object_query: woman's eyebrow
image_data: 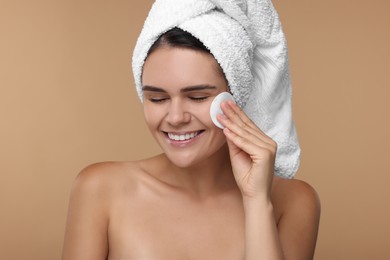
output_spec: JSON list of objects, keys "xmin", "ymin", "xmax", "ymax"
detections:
[
  {"xmin": 142, "ymin": 85, "xmax": 217, "ymax": 93},
  {"xmin": 142, "ymin": 86, "xmax": 166, "ymax": 93},
  {"xmin": 181, "ymin": 85, "xmax": 217, "ymax": 92}
]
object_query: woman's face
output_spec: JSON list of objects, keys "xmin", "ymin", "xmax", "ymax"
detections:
[{"xmin": 142, "ymin": 47, "xmax": 229, "ymax": 168}]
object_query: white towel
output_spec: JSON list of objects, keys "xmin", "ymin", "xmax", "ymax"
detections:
[{"xmin": 132, "ymin": 0, "xmax": 301, "ymax": 179}]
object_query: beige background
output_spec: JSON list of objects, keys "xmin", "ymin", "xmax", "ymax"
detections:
[{"xmin": 1, "ymin": 0, "xmax": 389, "ymax": 259}]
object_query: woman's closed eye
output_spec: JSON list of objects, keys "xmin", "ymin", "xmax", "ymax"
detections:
[
  {"xmin": 145, "ymin": 93, "xmax": 211, "ymax": 103},
  {"xmin": 189, "ymin": 96, "xmax": 209, "ymax": 102},
  {"xmin": 148, "ymin": 97, "xmax": 168, "ymax": 103}
]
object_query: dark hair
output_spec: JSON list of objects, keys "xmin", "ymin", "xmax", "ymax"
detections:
[
  {"xmin": 147, "ymin": 27, "xmax": 211, "ymax": 56},
  {"xmin": 146, "ymin": 27, "xmax": 226, "ymax": 79}
]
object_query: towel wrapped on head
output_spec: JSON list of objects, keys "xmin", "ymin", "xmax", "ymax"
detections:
[{"xmin": 132, "ymin": 0, "xmax": 301, "ymax": 179}]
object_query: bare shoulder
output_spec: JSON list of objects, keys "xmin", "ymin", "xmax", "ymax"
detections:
[
  {"xmin": 74, "ymin": 162, "xmax": 124, "ymax": 185},
  {"xmin": 271, "ymin": 177, "xmax": 321, "ymax": 259},
  {"xmin": 272, "ymin": 177, "xmax": 321, "ymax": 215},
  {"xmin": 71, "ymin": 161, "xmax": 144, "ymax": 199},
  {"xmin": 63, "ymin": 161, "xmax": 144, "ymax": 259},
  {"xmin": 75, "ymin": 161, "xmax": 139, "ymax": 182}
]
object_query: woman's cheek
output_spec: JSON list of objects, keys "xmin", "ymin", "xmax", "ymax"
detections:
[
  {"xmin": 204, "ymin": 101, "xmax": 216, "ymax": 126},
  {"xmin": 143, "ymin": 105, "xmax": 157, "ymax": 125}
]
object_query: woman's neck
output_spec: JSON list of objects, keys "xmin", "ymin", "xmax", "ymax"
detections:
[{"xmin": 150, "ymin": 144, "xmax": 238, "ymax": 198}]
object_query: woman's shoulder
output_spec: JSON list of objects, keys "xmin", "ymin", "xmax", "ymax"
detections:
[
  {"xmin": 63, "ymin": 161, "xmax": 148, "ymax": 258},
  {"xmin": 272, "ymin": 176, "xmax": 321, "ymax": 222},
  {"xmin": 75, "ymin": 161, "xmax": 137, "ymax": 182},
  {"xmin": 274, "ymin": 176, "xmax": 319, "ymax": 199},
  {"xmin": 271, "ymin": 177, "xmax": 321, "ymax": 258},
  {"xmin": 70, "ymin": 160, "xmax": 148, "ymax": 196},
  {"xmin": 273, "ymin": 177, "xmax": 321, "ymax": 208},
  {"xmin": 72, "ymin": 156, "xmax": 164, "ymax": 191}
]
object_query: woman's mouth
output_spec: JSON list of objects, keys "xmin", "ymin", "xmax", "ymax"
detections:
[{"xmin": 163, "ymin": 130, "xmax": 205, "ymax": 144}]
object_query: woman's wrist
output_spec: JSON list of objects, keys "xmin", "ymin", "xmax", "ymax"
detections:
[
  {"xmin": 242, "ymin": 192, "xmax": 272, "ymax": 205},
  {"xmin": 243, "ymin": 195, "xmax": 274, "ymax": 214}
]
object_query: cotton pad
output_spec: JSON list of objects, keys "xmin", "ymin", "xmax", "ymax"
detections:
[{"xmin": 210, "ymin": 92, "xmax": 235, "ymax": 129}]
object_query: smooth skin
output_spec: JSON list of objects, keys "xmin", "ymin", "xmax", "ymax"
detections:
[{"xmin": 62, "ymin": 47, "xmax": 321, "ymax": 260}]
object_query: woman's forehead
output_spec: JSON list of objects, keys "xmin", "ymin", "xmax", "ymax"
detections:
[{"xmin": 142, "ymin": 47, "xmax": 227, "ymax": 90}]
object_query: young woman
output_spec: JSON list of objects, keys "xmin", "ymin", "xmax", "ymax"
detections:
[{"xmin": 63, "ymin": 2, "xmax": 320, "ymax": 260}]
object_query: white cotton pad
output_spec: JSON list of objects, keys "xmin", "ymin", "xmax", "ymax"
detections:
[{"xmin": 210, "ymin": 92, "xmax": 235, "ymax": 129}]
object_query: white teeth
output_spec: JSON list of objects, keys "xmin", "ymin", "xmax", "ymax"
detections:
[{"xmin": 167, "ymin": 132, "xmax": 199, "ymax": 141}]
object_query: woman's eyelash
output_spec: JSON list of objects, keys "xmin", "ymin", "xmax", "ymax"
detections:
[
  {"xmin": 149, "ymin": 98, "xmax": 168, "ymax": 103},
  {"xmin": 148, "ymin": 96, "xmax": 209, "ymax": 103},
  {"xmin": 189, "ymin": 96, "xmax": 209, "ymax": 101}
]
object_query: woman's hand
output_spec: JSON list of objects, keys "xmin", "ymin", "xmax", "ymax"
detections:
[
  {"xmin": 218, "ymin": 100, "xmax": 320, "ymax": 260},
  {"xmin": 218, "ymin": 100, "xmax": 277, "ymax": 201}
]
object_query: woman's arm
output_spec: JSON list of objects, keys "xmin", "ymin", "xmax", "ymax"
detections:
[
  {"xmin": 243, "ymin": 180, "xmax": 321, "ymax": 260},
  {"xmin": 62, "ymin": 164, "xmax": 109, "ymax": 260},
  {"xmin": 244, "ymin": 180, "xmax": 321, "ymax": 260},
  {"xmin": 243, "ymin": 197, "xmax": 284, "ymax": 259},
  {"xmin": 276, "ymin": 180, "xmax": 321, "ymax": 260},
  {"xmin": 218, "ymin": 100, "xmax": 320, "ymax": 259}
]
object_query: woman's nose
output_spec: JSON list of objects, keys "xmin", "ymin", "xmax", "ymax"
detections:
[{"xmin": 165, "ymin": 99, "xmax": 191, "ymax": 126}]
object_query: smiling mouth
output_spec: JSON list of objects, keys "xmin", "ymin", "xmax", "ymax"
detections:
[{"xmin": 163, "ymin": 131, "xmax": 204, "ymax": 141}]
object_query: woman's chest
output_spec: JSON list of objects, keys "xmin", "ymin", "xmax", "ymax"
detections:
[{"xmin": 107, "ymin": 195, "xmax": 246, "ymax": 259}]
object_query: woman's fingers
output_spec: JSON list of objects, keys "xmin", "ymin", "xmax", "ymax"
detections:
[
  {"xmin": 223, "ymin": 101, "xmax": 257, "ymax": 129},
  {"xmin": 218, "ymin": 101, "xmax": 276, "ymax": 149},
  {"xmin": 223, "ymin": 127, "xmax": 276, "ymax": 159},
  {"xmin": 222, "ymin": 101, "xmax": 269, "ymax": 139}
]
